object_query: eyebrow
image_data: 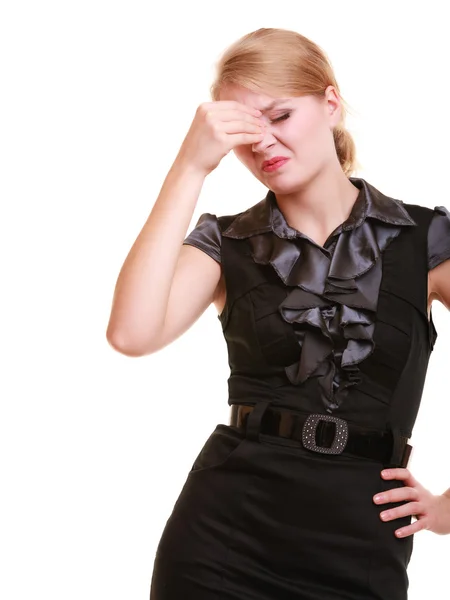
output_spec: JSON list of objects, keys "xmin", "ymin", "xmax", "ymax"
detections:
[{"xmin": 259, "ymin": 99, "xmax": 290, "ymax": 113}]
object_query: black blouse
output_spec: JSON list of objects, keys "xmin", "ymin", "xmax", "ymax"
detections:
[{"xmin": 183, "ymin": 186, "xmax": 450, "ymax": 273}]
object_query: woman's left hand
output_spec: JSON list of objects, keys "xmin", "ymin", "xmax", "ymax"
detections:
[{"xmin": 373, "ymin": 468, "xmax": 450, "ymax": 537}]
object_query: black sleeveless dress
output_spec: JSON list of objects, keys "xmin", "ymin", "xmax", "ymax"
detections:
[{"xmin": 149, "ymin": 177, "xmax": 450, "ymax": 600}]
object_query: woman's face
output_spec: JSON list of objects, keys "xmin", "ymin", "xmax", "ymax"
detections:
[{"xmin": 219, "ymin": 84, "xmax": 342, "ymax": 193}]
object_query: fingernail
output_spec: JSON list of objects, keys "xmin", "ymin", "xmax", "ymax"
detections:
[{"xmin": 374, "ymin": 495, "xmax": 383, "ymax": 502}]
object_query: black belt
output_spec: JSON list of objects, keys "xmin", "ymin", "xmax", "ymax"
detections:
[{"xmin": 229, "ymin": 404, "xmax": 412, "ymax": 468}]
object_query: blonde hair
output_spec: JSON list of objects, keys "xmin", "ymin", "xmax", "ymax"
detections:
[{"xmin": 210, "ymin": 28, "xmax": 361, "ymax": 176}]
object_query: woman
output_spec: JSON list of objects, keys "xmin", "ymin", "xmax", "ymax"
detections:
[{"xmin": 106, "ymin": 28, "xmax": 450, "ymax": 599}]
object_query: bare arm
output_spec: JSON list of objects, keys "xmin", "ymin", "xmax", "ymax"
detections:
[
  {"xmin": 106, "ymin": 158, "xmax": 216, "ymax": 356},
  {"xmin": 105, "ymin": 101, "xmax": 264, "ymax": 357},
  {"xmin": 429, "ymin": 259, "xmax": 450, "ymax": 311}
]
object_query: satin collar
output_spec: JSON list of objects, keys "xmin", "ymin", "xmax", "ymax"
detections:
[{"xmin": 222, "ymin": 177, "xmax": 416, "ymax": 244}]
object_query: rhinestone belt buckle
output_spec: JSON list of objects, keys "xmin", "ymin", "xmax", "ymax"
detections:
[{"xmin": 302, "ymin": 413, "xmax": 349, "ymax": 455}]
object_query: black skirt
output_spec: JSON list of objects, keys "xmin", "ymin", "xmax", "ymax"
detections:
[{"xmin": 149, "ymin": 423, "xmax": 413, "ymax": 600}]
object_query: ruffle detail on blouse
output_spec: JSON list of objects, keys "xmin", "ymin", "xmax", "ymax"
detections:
[
  {"xmin": 247, "ymin": 225, "xmax": 392, "ymax": 411},
  {"xmin": 222, "ymin": 177, "xmax": 417, "ymax": 413}
]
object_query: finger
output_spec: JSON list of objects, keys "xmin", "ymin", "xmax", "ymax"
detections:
[
  {"xmin": 379, "ymin": 500, "xmax": 421, "ymax": 523},
  {"xmin": 374, "ymin": 486, "xmax": 418, "ymax": 505},
  {"xmin": 381, "ymin": 468, "xmax": 417, "ymax": 485},
  {"xmin": 217, "ymin": 110, "xmax": 265, "ymax": 127},
  {"xmin": 221, "ymin": 120, "xmax": 265, "ymax": 135},
  {"xmin": 227, "ymin": 132, "xmax": 265, "ymax": 146},
  {"xmin": 214, "ymin": 100, "xmax": 262, "ymax": 117},
  {"xmin": 381, "ymin": 468, "xmax": 409, "ymax": 479},
  {"xmin": 394, "ymin": 519, "xmax": 426, "ymax": 538}
]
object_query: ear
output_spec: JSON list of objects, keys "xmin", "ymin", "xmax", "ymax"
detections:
[{"xmin": 324, "ymin": 85, "xmax": 342, "ymax": 129}]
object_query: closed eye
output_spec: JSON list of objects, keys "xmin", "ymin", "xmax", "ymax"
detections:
[{"xmin": 271, "ymin": 112, "xmax": 291, "ymax": 124}]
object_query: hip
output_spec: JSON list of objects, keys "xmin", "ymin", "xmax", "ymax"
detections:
[{"xmin": 166, "ymin": 422, "xmax": 413, "ymax": 565}]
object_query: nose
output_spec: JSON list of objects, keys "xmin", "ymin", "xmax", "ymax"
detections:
[{"xmin": 252, "ymin": 124, "xmax": 276, "ymax": 153}]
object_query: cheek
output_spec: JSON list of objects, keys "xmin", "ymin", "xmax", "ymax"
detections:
[
  {"xmin": 296, "ymin": 112, "xmax": 321, "ymax": 138},
  {"xmin": 290, "ymin": 114, "xmax": 328, "ymax": 154}
]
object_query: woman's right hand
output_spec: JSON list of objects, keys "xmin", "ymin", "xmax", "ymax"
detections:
[{"xmin": 175, "ymin": 101, "xmax": 265, "ymax": 176}]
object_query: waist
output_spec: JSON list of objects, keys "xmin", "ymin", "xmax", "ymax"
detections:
[{"xmin": 229, "ymin": 403, "xmax": 412, "ymax": 468}]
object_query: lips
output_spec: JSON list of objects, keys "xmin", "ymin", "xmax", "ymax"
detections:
[{"xmin": 261, "ymin": 156, "xmax": 289, "ymax": 169}]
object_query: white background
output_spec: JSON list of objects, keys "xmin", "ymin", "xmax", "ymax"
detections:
[{"xmin": 1, "ymin": 1, "xmax": 449, "ymax": 598}]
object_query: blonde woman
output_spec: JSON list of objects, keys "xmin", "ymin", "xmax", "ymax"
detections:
[{"xmin": 106, "ymin": 28, "xmax": 450, "ymax": 600}]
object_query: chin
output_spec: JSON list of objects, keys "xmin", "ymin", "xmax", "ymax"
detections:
[{"xmin": 266, "ymin": 175, "xmax": 306, "ymax": 196}]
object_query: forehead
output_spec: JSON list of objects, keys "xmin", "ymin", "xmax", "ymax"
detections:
[{"xmin": 219, "ymin": 85, "xmax": 294, "ymax": 112}]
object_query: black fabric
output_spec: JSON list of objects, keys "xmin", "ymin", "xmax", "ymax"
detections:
[
  {"xmin": 150, "ymin": 177, "xmax": 439, "ymax": 599},
  {"xmin": 183, "ymin": 212, "xmax": 221, "ymax": 264},
  {"xmin": 427, "ymin": 205, "xmax": 450, "ymax": 270},
  {"xmin": 216, "ymin": 178, "xmax": 436, "ymax": 437}
]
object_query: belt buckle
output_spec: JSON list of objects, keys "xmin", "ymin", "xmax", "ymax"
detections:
[{"xmin": 302, "ymin": 413, "xmax": 349, "ymax": 455}]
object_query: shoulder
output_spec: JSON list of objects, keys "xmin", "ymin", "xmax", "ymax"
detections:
[
  {"xmin": 182, "ymin": 213, "xmax": 222, "ymax": 264},
  {"xmin": 401, "ymin": 202, "xmax": 450, "ymax": 304},
  {"xmin": 182, "ymin": 205, "xmax": 252, "ymax": 265},
  {"xmin": 396, "ymin": 201, "xmax": 450, "ymax": 269},
  {"xmin": 426, "ymin": 205, "xmax": 450, "ymax": 306},
  {"xmin": 400, "ymin": 200, "xmax": 449, "ymax": 224},
  {"xmin": 399, "ymin": 200, "xmax": 436, "ymax": 222},
  {"xmin": 424, "ymin": 205, "xmax": 450, "ymax": 271}
]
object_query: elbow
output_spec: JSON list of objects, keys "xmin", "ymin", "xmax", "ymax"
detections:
[{"xmin": 106, "ymin": 330, "xmax": 158, "ymax": 357}]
